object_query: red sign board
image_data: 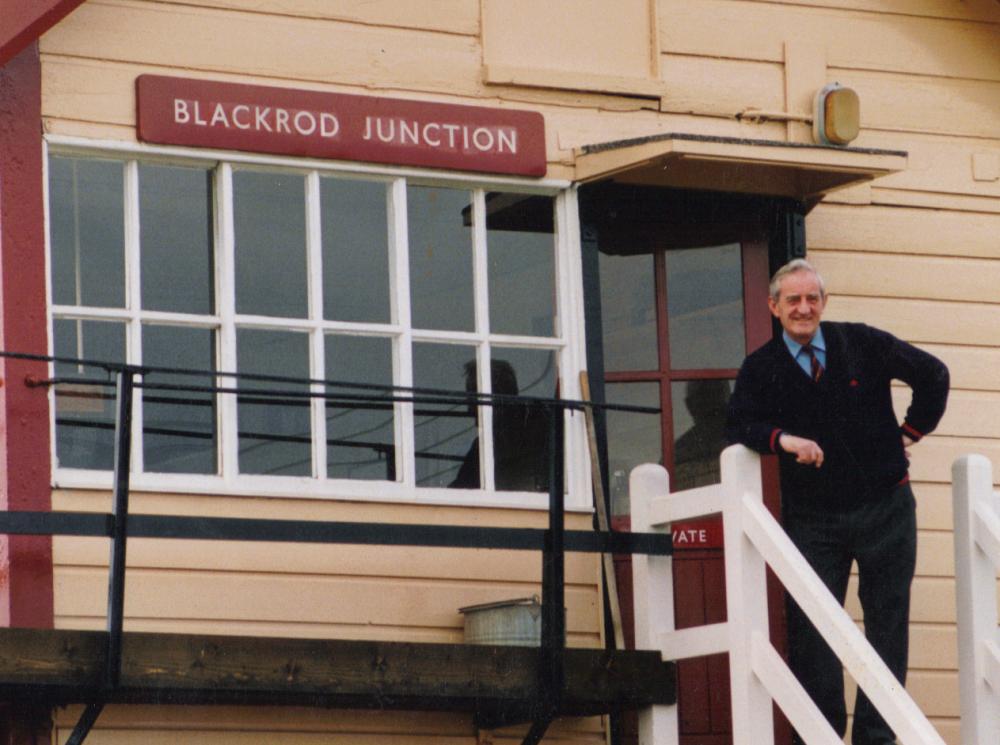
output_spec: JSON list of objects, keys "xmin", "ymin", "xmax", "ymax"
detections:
[
  {"xmin": 671, "ymin": 517, "xmax": 724, "ymax": 551},
  {"xmin": 136, "ymin": 75, "xmax": 546, "ymax": 177}
]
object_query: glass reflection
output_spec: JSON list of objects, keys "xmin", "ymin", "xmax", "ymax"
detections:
[
  {"xmin": 412, "ymin": 343, "xmax": 478, "ymax": 487},
  {"xmin": 234, "ymin": 171, "xmax": 308, "ymax": 319},
  {"xmin": 326, "ymin": 335, "xmax": 396, "ymax": 481},
  {"xmin": 49, "ymin": 157, "xmax": 125, "ymax": 309},
  {"xmin": 450, "ymin": 348, "xmax": 554, "ymax": 492},
  {"xmin": 486, "ymin": 193, "xmax": 556, "ymax": 337},
  {"xmin": 665, "ymin": 244, "xmax": 745, "ymax": 370},
  {"xmin": 237, "ymin": 329, "xmax": 311, "ymax": 476},
  {"xmin": 53, "ymin": 319, "xmax": 126, "ymax": 470},
  {"xmin": 671, "ymin": 379, "xmax": 734, "ymax": 491},
  {"xmin": 605, "ymin": 382, "xmax": 661, "ymax": 516},
  {"xmin": 408, "ymin": 186, "xmax": 474, "ymax": 331},
  {"xmin": 140, "ymin": 164, "xmax": 214, "ymax": 314},
  {"xmin": 322, "ymin": 178, "xmax": 390, "ymax": 323},
  {"xmin": 142, "ymin": 325, "xmax": 217, "ymax": 474},
  {"xmin": 599, "ymin": 252, "xmax": 658, "ymax": 372}
]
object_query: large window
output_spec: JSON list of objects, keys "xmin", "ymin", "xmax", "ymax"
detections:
[{"xmin": 47, "ymin": 152, "xmax": 569, "ymax": 500}]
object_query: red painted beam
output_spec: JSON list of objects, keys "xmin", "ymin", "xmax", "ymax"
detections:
[
  {"xmin": 0, "ymin": 42, "xmax": 54, "ymax": 631},
  {"xmin": 0, "ymin": 0, "xmax": 87, "ymax": 68}
]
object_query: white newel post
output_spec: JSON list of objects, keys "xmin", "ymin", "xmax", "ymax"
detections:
[
  {"xmin": 952, "ymin": 454, "xmax": 1000, "ymax": 745},
  {"xmin": 630, "ymin": 463, "xmax": 679, "ymax": 745},
  {"xmin": 721, "ymin": 445, "xmax": 775, "ymax": 745}
]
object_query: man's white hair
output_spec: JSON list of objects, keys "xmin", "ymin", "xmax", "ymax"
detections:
[{"xmin": 769, "ymin": 258, "xmax": 827, "ymax": 301}]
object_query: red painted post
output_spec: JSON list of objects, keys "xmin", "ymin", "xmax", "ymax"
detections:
[
  {"xmin": 0, "ymin": 43, "xmax": 54, "ymax": 627},
  {"xmin": 0, "ymin": 40, "xmax": 55, "ymax": 745}
]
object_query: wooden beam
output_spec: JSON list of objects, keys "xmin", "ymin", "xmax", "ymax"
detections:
[
  {"xmin": 0, "ymin": 1, "xmax": 87, "ymax": 68},
  {"xmin": 0, "ymin": 628, "xmax": 674, "ymax": 718}
]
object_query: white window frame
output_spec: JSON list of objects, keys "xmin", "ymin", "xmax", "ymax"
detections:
[{"xmin": 43, "ymin": 136, "xmax": 591, "ymax": 512}]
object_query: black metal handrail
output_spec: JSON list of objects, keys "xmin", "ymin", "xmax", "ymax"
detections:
[{"xmin": 0, "ymin": 350, "xmax": 667, "ymax": 745}]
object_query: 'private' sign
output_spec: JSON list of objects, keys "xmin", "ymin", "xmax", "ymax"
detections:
[{"xmin": 136, "ymin": 75, "xmax": 547, "ymax": 177}]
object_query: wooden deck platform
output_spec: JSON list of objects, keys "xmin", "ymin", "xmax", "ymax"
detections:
[{"xmin": 0, "ymin": 628, "xmax": 675, "ymax": 724}]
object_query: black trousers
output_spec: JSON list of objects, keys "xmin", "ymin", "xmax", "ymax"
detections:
[{"xmin": 785, "ymin": 483, "xmax": 917, "ymax": 745}]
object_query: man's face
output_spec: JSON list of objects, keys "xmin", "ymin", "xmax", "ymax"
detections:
[{"xmin": 768, "ymin": 270, "xmax": 826, "ymax": 345}]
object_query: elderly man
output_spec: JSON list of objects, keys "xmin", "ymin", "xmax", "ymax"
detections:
[{"xmin": 725, "ymin": 259, "xmax": 949, "ymax": 745}]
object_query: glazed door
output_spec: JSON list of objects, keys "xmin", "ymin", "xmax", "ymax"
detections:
[{"xmin": 599, "ymin": 240, "xmax": 776, "ymax": 745}]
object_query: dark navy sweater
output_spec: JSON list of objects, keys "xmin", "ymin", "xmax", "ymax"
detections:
[{"xmin": 725, "ymin": 322, "xmax": 950, "ymax": 513}]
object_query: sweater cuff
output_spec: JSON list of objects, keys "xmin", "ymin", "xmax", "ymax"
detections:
[
  {"xmin": 769, "ymin": 429, "xmax": 783, "ymax": 453},
  {"xmin": 901, "ymin": 422, "xmax": 924, "ymax": 442}
]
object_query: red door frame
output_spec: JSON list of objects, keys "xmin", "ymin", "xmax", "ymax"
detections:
[{"xmin": 607, "ymin": 241, "xmax": 789, "ymax": 745}]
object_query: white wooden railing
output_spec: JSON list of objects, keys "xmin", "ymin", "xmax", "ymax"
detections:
[
  {"xmin": 630, "ymin": 444, "xmax": 945, "ymax": 745},
  {"xmin": 952, "ymin": 455, "xmax": 1000, "ymax": 745}
]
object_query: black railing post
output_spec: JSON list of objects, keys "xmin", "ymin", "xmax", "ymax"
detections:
[
  {"xmin": 67, "ymin": 368, "xmax": 135, "ymax": 745},
  {"xmin": 523, "ymin": 404, "xmax": 566, "ymax": 745}
]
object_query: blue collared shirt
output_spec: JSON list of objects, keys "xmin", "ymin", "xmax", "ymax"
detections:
[{"xmin": 783, "ymin": 327, "xmax": 827, "ymax": 378}]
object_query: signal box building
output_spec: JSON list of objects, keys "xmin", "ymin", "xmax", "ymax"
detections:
[{"xmin": 0, "ymin": 2, "xmax": 997, "ymax": 744}]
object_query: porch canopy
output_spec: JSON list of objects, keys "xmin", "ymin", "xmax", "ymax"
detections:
[{"xmin": 573, "ymin": 132, "xmax": 907, "ymax": 207}]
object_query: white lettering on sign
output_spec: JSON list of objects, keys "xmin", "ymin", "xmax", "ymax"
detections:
[
  {"xmin": 672, "ymin": 528, "xmax": 709, "ymax": 545},
  {"xmin": 172, "ymin": 99, "xmax": 340, "ymax": 139},
  {"xmin": 361, "ymin": 116, "xmax": 518, "ymax": 154}
]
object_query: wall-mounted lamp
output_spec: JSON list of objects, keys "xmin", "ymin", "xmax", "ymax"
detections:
[{"xmin": 813, "ymin": 83, "xmax": 860, "ymax": 146}]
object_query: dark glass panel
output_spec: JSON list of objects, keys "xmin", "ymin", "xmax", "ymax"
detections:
[
  {"xmin": 237, "ymin": 329, "xmax": 311, "ymax": 476},
  {"xmin": 52, "ymin": 319, "xmax": 126, "ymax": 470},
  {"xmin": 599, "ymin": 252, "xmax": 658, "ymax": 372},
  {"xmin": 49, "ymin": 157, "xmax": 125, "ymax": 308},
  {"xmin": 140, "ymin": 164, "xmax": 214, "ymax": 314},
  {"xmin": 142, "ymin": 325, "xmax": 217, "ymax": 474},
  {"xmin": 412, "ymin": 342, "xmax": 478, "ymax": 487},
  {"xmin": 670, "ymin": 379, "xmax": 734, "ymax": 492},
  {"xmin": 407, "ymin": 186, "xmax": 474, "ymax": 331},
  {"xmin": 665, "ymin": 244, "xmax": 745, "ymax": 370},
  {"xmin": 325, "ymin": 335, "xmax": 395, "ymax": 481},
  {"xmin": 488, "ymin": 346, "xmax": 556, "ymax": 492},
  {"xmin": 486, "ymin": 193, "xmax": 556, "ymax": 337},
  {"xmin": 321, "ymin": 178, "xmax": 390, "ymax": 323},
  {"xmin": 234, "ymin": 171, "xmax": 308, "ymax": 319},
  {"xmin": 605, "ymin": 382, "xmax": 661, "ymax": 516}
]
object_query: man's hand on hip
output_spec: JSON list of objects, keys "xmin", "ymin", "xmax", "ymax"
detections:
[{"xmin": 778, "ymin": 433, "xmax": 824, "ymax": 467}]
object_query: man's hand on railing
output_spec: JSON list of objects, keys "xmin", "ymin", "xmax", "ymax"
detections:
[{"xmin": 778, "ymin": 433, "xmax": 824, "ymax": 467}]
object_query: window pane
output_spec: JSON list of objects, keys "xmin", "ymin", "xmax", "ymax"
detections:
[
  {"xmin": 237, "ymin": 329, "xmax": 311, "ymax": 476},
  {"xmin": 322, "ymin": 178, "xmax": 390, "ymax": 323},
  {"xmin": 408, "ymin": 186, "xmax": 474, "ymax": 331},
  {"xmin": 605, "ymin": 382, "xmax": 661, "ymax": 516},
  {"xmin": 486, "ymin": 193, "xmax": 556, "ymax": 337},
  {"xmin": 671, "ymin": 379, "xmax": 734, "ymax": 492},
  {"xmin": 142, "ymin": 325, "xmax": 217, "ymax": 474},
  {"xmin": 666, "ymin": 244, "xmax": 745, "ymax": 370},
  {"xmin": 489, "ymin": 347, "xmax": 555, "ymax": 492},
  {"xmin": 234, "ymin": 171, "xmax": 308, "ymax": 319},
  {"xmin": 599, "ymin": 252, "xmax": 658, "ymax": 372},
  {"xmin": 412, "ymin": 342, "xmax": 478, "ymax": 487},
  {"xmin": 140, "ymin": 164, "xmax": 214, "ymax": 314},
  {"xmin": 49, "ymin": 157, "xmax": 125, "ymax": 308},
  {"xmin": 52, "ymin": 318, "xmax": 126, "ymax": 470},
  {"xmin": 326, "ymin": 335, "xmax": 395, "ymax": 481}
]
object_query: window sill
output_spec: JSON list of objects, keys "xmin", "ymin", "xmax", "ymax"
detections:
[{"xmin": 51, "ymin": 468, "xmax": 593, "ymax": 513}]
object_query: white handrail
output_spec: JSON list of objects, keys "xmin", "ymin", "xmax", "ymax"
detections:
[
  {"xmin": 630, "ymin": 445, "xmax": 945, "ymax": 745},
  {"xmin": 952, "ymin": 454, "xmax": 1000, "ymax": 745}
]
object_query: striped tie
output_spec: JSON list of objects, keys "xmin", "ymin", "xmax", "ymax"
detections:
[{"xmin": 803, "ymin": 344, "xmax": 823, "ymax": 382}]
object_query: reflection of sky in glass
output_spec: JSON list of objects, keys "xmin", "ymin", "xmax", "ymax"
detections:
[
  {"xmin": 49, "ymin": 157, "xmax": 126, "ymax": 309},
  {"xmin": 599, "ymin": 252, "xmax": 658, "ymax": 372},
  {"xmin": 234, "ymin": 171, "xmax": 308, "ymax": 319},
  {"xmin": 408, "ymin": 186, "xmax": 474, "ymax": 331},
  {"xmin": 140, "ymin": 164, "xmax": 214, "ymax": 315},
  {"xmin": 666, "ymin": 244, "xmax": 745, "ymax": 370}
]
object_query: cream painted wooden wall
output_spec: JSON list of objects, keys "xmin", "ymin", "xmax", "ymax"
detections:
[{"xmin": 37, "ymin": 1, "xmax": 1000, "ymax": 743}]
